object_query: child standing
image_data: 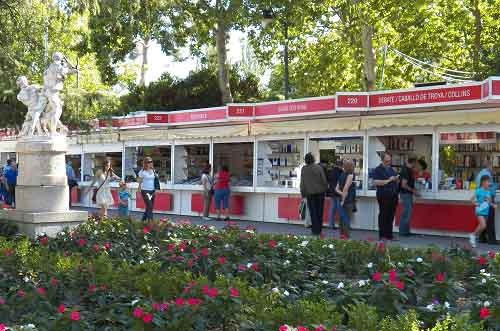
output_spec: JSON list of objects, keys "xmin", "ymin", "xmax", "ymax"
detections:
[
  {"xmin": 470, "ymin": 175, "xmax": 497, "ymax": 248},
  {"xmin": 118, "ymin": 181, "xmax": 130, "ymax": 219}
]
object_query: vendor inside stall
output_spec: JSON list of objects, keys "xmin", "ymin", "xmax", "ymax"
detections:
[
  {"xmin": 368, "ymin": 134, "xmax": 433, "ymax": 191},
  {"xmin": 309, "ymin": 137, "xmax": 364, "ymax": 190},
  {"xmin": 214, "ymin": 142, "xmax": 253, "ymax": 187},
  {"xmin": 66, "ymin": 155, "xmax": 82, "ymax": 181},
  {"xmin": 82, "ymin": 152, "xmax": 122, "ymax": 181},
  {"xmin": 124, "ymin": 146, "xmax": 171, "ymax": 183},
  {"xmin": 257, "ymin": 139, "xmax": 303, "ymax": 188},
  {"xmin": 439, "ymin": 132, "xmax": 500, "ymax": 191},
  {"xmin": 174, "ymin": 144, "xmax": 210, "ymax": 185}
]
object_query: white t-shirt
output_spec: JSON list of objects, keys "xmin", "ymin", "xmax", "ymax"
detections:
[{"xmin": 139, "ymin": 169, "xmax": 156, "ymax": 191}]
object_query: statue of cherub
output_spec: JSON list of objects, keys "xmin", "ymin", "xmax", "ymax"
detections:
[{"xmin": 16, "ymin": 76, "xmax": 47, "ymax": 137}]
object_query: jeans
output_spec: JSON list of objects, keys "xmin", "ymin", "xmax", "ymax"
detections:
[
  {"xmin": 141, "ymin": 190, "xmax": 155, "ymax": 221},
  {"xmin": 377, "ymin": 194, "xmax": 398, "ymax": 240},
  {"xmin": 338, "ymin": 203, "xmax": 353, "ymax": 237},
  {"xmin": 328, "ymin": 197, "xmax": 341, "ymax": 228},
  {"xmin": 214, "ymin": 188, "xmax": 230, "ymax": 210},
  {"xmin": 202, "ymin": 191, "xmax": 213, "ymax": 217},
  {"xmin": 399, "ymin": 193, "xmax": 413, "ymax": 236},
  {"xmin": 306, "ymin": 193, "xmax": 325, "ymax": 235}
]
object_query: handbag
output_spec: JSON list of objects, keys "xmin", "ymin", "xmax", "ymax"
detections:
[
  {"xmin": 92, "ymin": 170, "xmax": 109, "ymax": 203},
  {"xmin": 154, "ymin": 171, "xmax": 161, "ymax": 190}
]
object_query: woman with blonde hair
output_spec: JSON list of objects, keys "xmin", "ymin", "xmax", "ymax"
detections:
[
  {"xmin": 335, "ymin": 159, "xmax": 357, "ymax": 238},
  {"xmin": 138, "ymin": 157, "xmax": 158, "ymax": 222},
  {"xmin": 89, "ymin": 158, "xmax": 120, "ymax": 217}
]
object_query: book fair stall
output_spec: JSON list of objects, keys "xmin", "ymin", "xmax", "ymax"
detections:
[{"xmin": 2, "ymin": 77, "xmax": 500, "ymax": 239}]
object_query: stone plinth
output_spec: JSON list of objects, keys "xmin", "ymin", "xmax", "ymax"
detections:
[{"xmin": 0, "ymin": 136, "xmax": 87, "ymax": 237}]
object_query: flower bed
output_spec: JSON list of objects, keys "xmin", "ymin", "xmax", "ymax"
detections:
[{"xmin": 0, "ymin": 218, "xmax": 498, "ymax": 330}]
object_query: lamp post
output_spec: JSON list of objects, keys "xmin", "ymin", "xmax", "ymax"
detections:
[{"xmin": 262, "ymin": 9, "xmax": 290, "ymax": 100}]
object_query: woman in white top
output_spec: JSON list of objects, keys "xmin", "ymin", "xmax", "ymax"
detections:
[
  {"xmin": 89, "ymin": 158, "xmax": 120, "ymax": 218},
  {"xmin": 201, "ymin": 163, "xmax": 213, "ymax": 220},
  {"xmin": 138, "ymin": 157, "xmax": 157, "ymax": 221}
]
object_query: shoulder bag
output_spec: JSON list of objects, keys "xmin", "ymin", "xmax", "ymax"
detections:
[
  {"xmin": 92, "ymin": 170, "xmax": 109, "ymax": 203},
  {"xmin": 154, "ymin": 171, "xmax": 161, "ymax": 191}
]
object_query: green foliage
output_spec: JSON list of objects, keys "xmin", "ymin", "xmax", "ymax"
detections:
[{"xmin": 347, "ymin": 303, "xmax": 380, "ymax": 331}]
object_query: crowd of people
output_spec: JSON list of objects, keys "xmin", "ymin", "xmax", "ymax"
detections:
[{"xmin": 299, "ymin": 151, "xmax": 498, "ymax": 245}]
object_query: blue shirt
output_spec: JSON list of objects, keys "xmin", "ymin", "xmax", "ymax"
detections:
[
  {"xmin": 475, "ymin": 187, "xmax": 492, "ymax": 216},
  {"xmin": 373, "ymin": 164, "xmax": 399, "ymax": 197},
  {"xmin": 66, "ymin": 164, "xmax": 76, "ymax": 181},
  {"xmin": 475, "ymin": 169, "xmax": 497, "ymax": 197},
  {"xmin": 4, "ymin": 168, "xmax": 17, "ymax": 185},
  {"xmin": 119, "ymin": 191, "xmax": 130, "ymax": 204}
]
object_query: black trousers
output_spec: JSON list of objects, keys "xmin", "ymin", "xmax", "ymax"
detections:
[
  {"xmin": 480, "ymin": 199, "xmax": 496, "ymax": 244},
  {"xmin": 377, "ymin": 194, "xmax": 398, "ymax": 240},
  {"xmin": 141, "ymin": 190, "xmax": 156, "ymax": 221},
  {"xmin": 307, "ymin": 193, "xmax": 325, "ymax": 235}
]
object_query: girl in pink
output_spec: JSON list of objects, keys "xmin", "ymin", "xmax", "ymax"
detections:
[{"xmin": 214, "ymin": 165, "xmax": 231, "ymax": 221}]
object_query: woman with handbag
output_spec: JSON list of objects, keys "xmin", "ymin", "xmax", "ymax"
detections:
[
  {"xmin": 90, "ymin": 158, "xmax": 120, "ymax": 218},
  {"xmin": 138, "ymin": 157, "xmax": 159, "ymax": 222},
  {"xmin": 335, "ymin": 159, "xmax": 357, "ymax": 239}
]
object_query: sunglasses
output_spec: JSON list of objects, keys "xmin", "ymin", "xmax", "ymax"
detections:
[{"xmin": 146, "ymin": 160, "xmax": 153, "ymax": 164}]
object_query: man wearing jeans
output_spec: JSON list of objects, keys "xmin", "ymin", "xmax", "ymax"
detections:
[
  {"xmin": 476, "ymin": 160, "xmax": 497, "ymax": 244},
  {"xmin": 399, "ymin": 157, "xmax": 420, "ymax": 236}
]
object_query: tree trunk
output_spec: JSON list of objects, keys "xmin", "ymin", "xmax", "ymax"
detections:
[
  {"xmin": 361, "ymin": 23, "xmax": 376, "ymax": 91},
  {"xmin": 139, "ymin": 37, "xmax": 150, "ymax": 88},
  {"xmin": 471, "ymin": 0, "xmax": 482, "ymax": 78},
  {"xmin": 215, "ymin": 16, "xmax": 233, "ymax": 104}
]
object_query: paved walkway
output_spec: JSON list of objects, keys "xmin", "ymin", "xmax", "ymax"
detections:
[{"xmin": 76, "ymin": 207, "xmax": 500, "ymax": 253}]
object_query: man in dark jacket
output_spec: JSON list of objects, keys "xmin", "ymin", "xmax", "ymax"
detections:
[
  {"xmin": 300, "ymin": 153, "xmax": 328, "ymax": 236},
  {"xmin": 327, "ymin": 160, "xmax": 344, "ymax": 229}
]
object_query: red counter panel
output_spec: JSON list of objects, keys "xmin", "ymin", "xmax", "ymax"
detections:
[
  {"xmin": 396, "ymin": 201, "xmax": 477, "ymax": 233},
  {"xmin": 278, "ymin": 196, "xmax": 332, "ymax": 224},
  {"xmin": 136, "ymin": 192, "xmax": 173, "ymax": 211},
  {"xmin": 191, "ymin": 193, "xmax": 244, "ymax": 215},
  {"xmin": 70, "ymin": 187, "xmax": 80, "ymax": 203}
]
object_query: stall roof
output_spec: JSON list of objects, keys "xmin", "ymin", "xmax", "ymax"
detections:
[
  {"xmin": 120, "ymin": 128, "xmax": 168, "ymax": 141},
  {"xmin": 251, "ymin": 116, "xmax": 360, "ymax": 136},
  {"xmin": 360, "ymin": 108, "xmax": 500, "ymax": 130},
  {"xmin": 168, "ymin": 124, "xmax": 249, "ymax": 140}
]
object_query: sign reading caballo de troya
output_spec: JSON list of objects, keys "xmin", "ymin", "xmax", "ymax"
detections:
[{"xmin": 0, "ymin": 52, "xmax": 87, "ymax": 237}]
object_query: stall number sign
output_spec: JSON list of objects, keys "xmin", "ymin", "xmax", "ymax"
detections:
[
  {"xmin": 370, "ymin": 85, "xmax": 482, "ymax": 109},
  {"xmin": 227, "ymin": 105, "xmax": 254, "ymax": 117},
  {"xmin": 440, "ymin": 132, "xmax": 496, "ymax": 144},
  {"xmin": 147, "ymin": 113, "xmax": 169, "ymax": 124},
  {"xmin": 337, "ymin": 94, "xmax": 369, "ymax": 110}
]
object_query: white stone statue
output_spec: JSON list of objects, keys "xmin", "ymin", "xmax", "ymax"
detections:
[
  {"xmin": 16, "ymin": 76, "xmax": 47, "ymax": 137},
  {"xmin": 17, "ymin": 52, "xmax": 77, "ymax": 138},
  {"xmin": 42, "ymin": 52, "xmax": 78, "ymax": 136}
]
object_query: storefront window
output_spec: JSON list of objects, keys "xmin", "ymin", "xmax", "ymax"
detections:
[
  {"xmin": 82, "ymin": 152, "xmax": 122, "ymax": 181},
  {"xmin": 214, "ymin": 142, "xmax": 253, "ymax": 187},
  {"xmin": 309, "ymin": 137, "xmax": 363, "ymax": 190},
  {"xmin": 439, "ymin": 132, "xmax": 500, "ymax": 190},
  {"xmin": 368, "ymin": 135, "xmax": 432, "ymax": 191},
  {"xmin": 257, "ymin": 139, "xmax": 303, "ymax": 188},
  {"xmin": 174, "ymin": 145, "xmax": 210, "ymax": 185},
  {"xmin": 66, "ymin": 155, "xmax": 82, "ymax": 181},
  {"xmin": 124, "ymin": 146, "xmax": 171, "ymax": 183}
]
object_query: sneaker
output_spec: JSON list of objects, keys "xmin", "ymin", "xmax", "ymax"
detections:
[{"xmin": 469, "ymin": 234, "xmax": 477, "ymax": 248}]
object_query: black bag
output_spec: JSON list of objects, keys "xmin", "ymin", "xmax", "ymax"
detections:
[
  {"xmin": 154, "ymin": 171, "xmax": 161, "ymax": 190},
  {"xmin": 92, "ymin": 171, "xmax": 109, "ymax": 203}
]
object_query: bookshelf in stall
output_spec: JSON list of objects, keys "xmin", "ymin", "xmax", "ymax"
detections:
[
  {"xmin": 183, "ymin": 146, "xmax": 209, "ymax": 183},
  {"xmin": 267, "ymin": 142, "xmax": 302, "ymax": 188},
  {"xmin": 137, "ymin": 146, "xmax": 171, "ymax": 183},
  {"xmin": 334, "ymin": 141, "xmax": 363, "ymax": 189}
]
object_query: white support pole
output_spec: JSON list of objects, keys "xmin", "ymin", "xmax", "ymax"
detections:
[
  {"xmin": 171, "ymin": 142, "xmax": 176, "ymax": 185},
  {"xmin": 121, "ymin": 141, "xmax": 125, "ymax": 180},
  {"xmin": 362, "ymin": 131, "xmax": 369, "ymax": 195},
  {"xmin": 252, "ymin": 136, "xmax": 258, "ymax": 192},
  {"xmin": 209, "ymin": 139, "xmax": 214, "ymax": 177},
  {"xmin": 432, "ymin": 128, "xmax": 440, "ymax": 193}
]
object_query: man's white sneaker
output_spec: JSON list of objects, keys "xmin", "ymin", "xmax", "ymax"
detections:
[{"xmin": 469, "ymin": 234, "xmax": 477, "ymax": 248}]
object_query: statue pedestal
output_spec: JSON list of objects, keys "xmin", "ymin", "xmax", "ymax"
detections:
[{"xmin": 0, "ymin": 136, "xmax": 87, "ymax": 237}]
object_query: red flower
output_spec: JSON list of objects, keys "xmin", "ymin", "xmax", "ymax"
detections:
[
  {"xmin": 372, "ymin": 272, "xmax": 382, "ymax": 282},
  {"xmin": 167, "ymin": 243, "xmax": 176, "ymax": 252},
  {"xmin": 152, "ymin": 302, "xmax": 161, "ymax": 311},
  {"xmin": 103, "ymin": 242, "xmax": 111, "ymax": 251},
  {"xmin": 17, "ymin": 290, "xmax": 25, "ymax": 297},
  {"xmin": 237, "ymin": 264, "xmax": 247, "ymax": 272},
  {"xmin": 175, "ymin": 298, "xmax": 185, "ymax": 306},
  {"xmin": 88, "ymin": 284, "xmax": 97, "ymax": 293},
  {"xmin": 435, "ymin": 273, "xmax": 445, "ymax": 283},
  {"xmin": 479, "ymin": 307, "xmax": 490, "ymax": 319},
  {"xmin": 191, "ymin": 248, "xmax": 197, "ymax": 255},
  {"xmin": 388, "ymin": 269, "xmax": 398, "ymax": 282},
  {"xmin": 229, "ymin": 287, "xmax": 239, "ymax": 297},
  {"xmin": 50, "ymin": 277, "xmax": 59, "ymax": 287},
  {"xmin": 217, "ymin": 256, "xmax": 226, "ymax": 265},
  {"xmin": 187, "ymin": 258, "xmax": 195, "ymax": 269},
  {"xmin": 58, "ymin": 304, "xmax": 65, "ymax": 313},
  {"xmin": 279, "ymin": 326, "xmax": 289, "ymax": 331},
  {"xmin": 70, "ymin": 311, "xmax": 80, "ymax": 321},
  {"xmin": 132, "ymin": 307, "xmax": 144, "ymax": 318},
  {"xmin": 77, "ymin": 238, "xmax": 86, "ymax": 247},
  {"xmin": 393, "ymin": 280, "xmax": 405, "ymax": 290},
  {"xmin": 477, "ymin": 256, "xmax": 487, "ymax": 265},
  {"xmin": 251, "ymin": 263, "xmax": 259, "ymax": 272},
  {"xmin": 143, "ymin": 226, "xmax": 151, "ymax": 234},
  {"xmin": 187, "ymin": 297, "xmax": 202, "ymax": 305},
  {"xmin": 268, "ymin": 240, "xmax": 277, "ymax": 249},
  {"xmin": 200, "ymin": 247, "xmax": 209, "ymax": 257},
  {"xmin": 93, "ymin": 244, "xmax": 100, "ymax": 252},
  {"xmin": 39, "ymin": 236, "xmax": 49, "ymax": 246},
  {"xmin": 297, "ymin": 326, "xmax": 308, "ymax": 331},
  {"xmin": 488, "ymin": 251, "xmax": 496, "ymax": 259},
  {"xmin": 36, "ymin": 287, "xmax": 46, "ymax": 296},
  {"xmin": 0, "ymin": 324, "xmax": 6, "ymax": 331},
  {"xmin": 142, "ymin": 313, "xmax": 153, "ymax": 324},
  {"xmin": 314, "ymin": 326, "xmax": 326, "ymax": 331}
]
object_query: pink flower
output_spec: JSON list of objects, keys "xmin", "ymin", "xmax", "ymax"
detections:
[
  {"xmin": 406, "ymin": 269, "xmax": 415, "ymax": 277},
  {"xmin": 268, "ymin": 240, "xmax": 277, "ymax": 249},
  {"xmin": 480, "ymin": 307, "xmax": 490, "ymax": 319},
  {"xmin": 388, "ymin": 269, "xmax": 398, "ymax": 282},
  {"xmin": 0, "ymin": 324, "xmax": 6, "ymax": 331},
  {"xmin": 314, "ymin": 326, "xmax": 326, "ymax": 331},
  {"xmin": 393, "ymin": 280, "xmax": 405, "ymax": 290},
  {"xmin": 217, "ymin": 256, "xmax": 226, "ymax": 265},
  {"xmin": 372, "ymin": 272, "xmax": 382, "ymax": 282},
  {"xmin": 435, "ymin": 273, "xmax": 445, "ymax": 283},
  {"xmin": 58, "ymin": 304, "xmax": 65, "ymax": 313},
  {"xmin": 237, "ymin": 264, "xmax": 247, "ymax": 272},
  {"xmin": 175, "ymin": 298, "xmax": 185, "ymax": 306},
  {"xmin": 77, "ymin": 238, "xmax": 86, "ymax": 247},
  {"xmin": 50, "ymin": 277, "xmax": 59, "ymax": 287},
  {"xmin": 17, "ymin": 290, "xmax": 25, "ymax": 298},
  {"xmin": 297, "ymin": 326, "xmax": 308, "ymax": 331},
  {"xmin": 477, "ymin": 256, "xmax": 487, "ymax": 265},
  {"xmin": 142, "ymin": 313, "xmax": 153, "ymax": 324},
  {"xmin": 229, "ymin": 287, "xmax": 239, "ymax": 297},
  {"xmin": 93, "ymin": 244, "xmax": 100, "ymax": 252},
  {"xmin": 279, "ymin": 326, "xmax": 289, "ymax": 331},
  {"xmin": 36, "ymin": 287, "xmax": 46, "ymax": 296},
  {"xmin": 488, "ymin": 251, "xmax": 496, "ymax": 259},
  {"xmin": 251, "ymin": 263, "xmax": 259, "ymax": 272},
  {"xmin": 132, "ymin": 307, "xmax": 144, "ymax": 318},
  {"xmin": 187, "ymin": 297, "xmax": 202, "ymax": 305},
  {"xmin": 208, "ymin": 288, "xmax": 218, "ymax": 298},
  {"xmin": 88, "ymin": 284, "xmax": 97, "ymax": 293},
  {"xmin": 0, "ymin": 297, "xmax": 5, "ymax": 305},
  {"xmin": 200, "ymin": 247, "xmax": 209, "ymax": 257},
  {"xmin": 39, "ymin": 236, "xmax": 49, "ymax": 246},
  {"xmin": 143, "ymin": 226, "xmax": 151, "ymax": 234},
  {"xmin": 70, "ymin": 311, "xmax": 80, "ymax": 321},
  {"xmin": 160, "ymin": 303, "xmax": 169, "ymax": 311},
  {"xmin": 167, "ymin": 243, "xmax": 176, "ymax": 252},
  {"xmin": 103, "ymin": 242, "xmax": 111, "ymax": 251},
  {"xmin": 152, "ymin": 302, "xmax": 161, "ymax": 311}
]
